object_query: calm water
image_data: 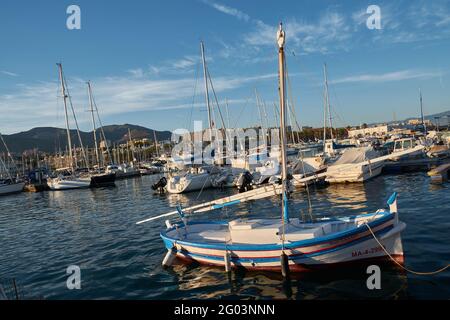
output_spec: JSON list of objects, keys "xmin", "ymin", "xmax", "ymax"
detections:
[{"xmin": 1, "ymin": 172, "xmax": 449, "ymax": 299}]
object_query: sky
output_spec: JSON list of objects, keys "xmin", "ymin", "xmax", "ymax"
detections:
[{"xmin": 0, "ymin": 0, "xmax": 450, "ymax": 134}]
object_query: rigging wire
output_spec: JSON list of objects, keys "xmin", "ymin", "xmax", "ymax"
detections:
[
  {"xmin": 62, "ymin": 73, "xmax": 89, "ymax": 169},
  {"xmin": 188, "ymin": 60, "xmax": 201, "ymax": 133},
  {"xmin": 90, "ymin": 85, "xmax": 113, "ymax": 164}
]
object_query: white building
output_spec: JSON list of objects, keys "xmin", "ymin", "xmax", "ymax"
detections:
[{"xmin": 348, "ymin": 125, "xmax": 389, "ymax": 138}]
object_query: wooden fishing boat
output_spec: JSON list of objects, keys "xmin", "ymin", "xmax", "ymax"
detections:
[
  {"xmin": 160, "ymin": 194, "xmax": 404, "ymax": 271},
  {"xmin": 139, "ymin": 23, "xmax": 406, "ymax": 275}
]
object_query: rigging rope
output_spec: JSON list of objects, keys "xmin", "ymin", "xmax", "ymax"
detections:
[
  {"xmin": 188, "ymin": 61, "xmax": 200, "ymax": 133},
  {"xmin": 364, "ymin": 223, "xmax": 450, "ymax": 275}
]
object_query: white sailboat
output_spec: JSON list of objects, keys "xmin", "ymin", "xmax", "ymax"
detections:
[
  {"xmin": 47, "ymin": 63, "xmax": 91, "ymax": 190},
  {"xmin": 0, "ymin": 132, "xmax": 25, "ymax": 196},
  {"xmin": 166, "ymin": 41, "xmax": 225, "ymax": 194},
  {"xmin": 138, "ymin": 24, "xmax": 406, "ymax": 273},
  {"xmin": 47, "ymin": 169, "xmax": 91, "ymax": 190},
  {"xmin": 0, "ymin": 180, "xmax": 25, "ymax": 195},
  {"xmin": 166, "ymin": 165, "xmax": 221, "ymax": 194}
]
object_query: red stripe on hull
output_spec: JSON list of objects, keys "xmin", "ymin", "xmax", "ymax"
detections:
[{"xmin": 173, "ymin": 254, "xmax": 405, "ymax": 273}]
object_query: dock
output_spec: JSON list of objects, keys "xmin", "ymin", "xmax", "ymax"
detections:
[
  {"xmin": 427, "ymin": 163, "xmax": 450, "ymax": 183},
  {"xmin": 383, "ymin": 157, "xmax": 449, "ymax": 173}
]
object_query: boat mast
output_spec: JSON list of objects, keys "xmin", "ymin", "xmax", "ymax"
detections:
[
  {"xmin": 87, "ymin": 81, "xmax": 100, "ymax": 169},
  {"xmin": 277, "ymin": 23, "xmax": 289, "ymax": 224},
  {"xmin": 255, "ymin": 89, "xmax": 266, "ymax": 149},
  {"xmin": 323, "ymin": 63, "xmax": 334, "ymax": 140},
  {"xmin": 200, "ymin": 41, "xmax": 213, "ymax": 140},
  {"xmin": 57, "ymin": 63, "xmax": 74, "ymax": 172},
  {"xmin": 153, "ymin": 130, "xmax": 159, "ymax": 158},
  {"xmin": 419, "ymin": 88, "xmax": 427, "ymax": 135},
  {"xmin": 128, "ymin": 128, "xmax": 132, "ymax": 163}
]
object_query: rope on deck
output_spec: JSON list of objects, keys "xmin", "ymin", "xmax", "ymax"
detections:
[{"xmin": 364, "ymin": 223, "xmax": 450, "ymax": 275}]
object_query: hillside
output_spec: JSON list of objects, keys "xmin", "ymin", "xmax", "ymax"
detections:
[{"xmin": 0, "ymin": 124, "xmax": 172, "ymax": 153}]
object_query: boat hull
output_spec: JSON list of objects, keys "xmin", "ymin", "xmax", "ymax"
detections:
[
  {"xmin": 47, "ymin": 177, "xmax": 91, "ymax": 190},
  {"xmin": 161, "ymin": 213, "xmax": 405, "ymax": 271},
  {"xmin": 90, "ymin": 173, "xmax": 116, "ymax": 187},
  {"xmin": 326, "ymin": 161, "xmax": 384, "ymax": 183},
  {"xmin": 167, "ymin": 173, "xmax": 213, "ymax": 194},
  {"xmin": 0, "ymin": 182, "xmax": 25, "ymax": 196}
]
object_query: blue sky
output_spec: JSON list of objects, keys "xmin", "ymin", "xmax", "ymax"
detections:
[{"xmin": 0, "ymin": 0, "xmax": 449, "ymax": 134}]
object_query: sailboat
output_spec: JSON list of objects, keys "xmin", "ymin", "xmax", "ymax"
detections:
[
  {"xmin": 86, "ymin": 81, "xmax": 116, "ymax": 187},
  {"xmin": 0, "ymin": 132, "xmax": 25, "ymax": 196},
  {"xmin": 139, "ymin": 24, "xmax": 406, "ymax": 273},
  {"xmin": 0, "ymin": 155, "xmax": 25, "ymax": 196},
  {"xmin": 166, "ymin": 41, "xmax": 224, "ymax": 194},
  {"xmin": 47, "ymin": 63, "xmax": 91, "ymax": 190}
]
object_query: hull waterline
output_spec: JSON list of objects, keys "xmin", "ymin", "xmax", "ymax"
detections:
[{"xmin": 0, "ymin": 182, "xmax": 25, "ymax": 196}]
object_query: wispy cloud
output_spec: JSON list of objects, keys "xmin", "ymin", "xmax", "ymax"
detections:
[
  {"xmin": 245, "ymin": 11, "xmax": 352, "ymax": 54},
  {"xmin": 202, "ymin": 1, "xmax": 353, "ymax": 55},
  {"xmin": 366, "ymin": 1, "xmax": 450, "ymax": 44},
  {"xmin": 331, "ymin": 69, "xmax": 443, "ymax": 84},
  {"xmin": 127, "ymin": 68, "xmax": 144, "ymax": 78},
  {"xmin": 0, "ymin": 71, "xmax": 277, "ymax": 133},
  {"xmin": 1, "ymin": 70, "xmax": 19, "ymax": 77},
  {"xmin": 147, "ymin": 55, "xmax": 204, "ymax": 76},
  {"xmin": 201, "ymin": 0, "xmax": 250, "ymax": 22}
]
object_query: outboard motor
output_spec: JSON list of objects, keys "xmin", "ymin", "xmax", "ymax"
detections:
[
  {"xmin": 237, "ymin": 171, "xmax": 253, "ymax": 193},
  {"xmin": 151, "ymin": 176, "xmax": 167, "ymax": 194}
]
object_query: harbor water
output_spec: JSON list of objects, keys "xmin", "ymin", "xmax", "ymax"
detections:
[{"xmin": 1, "ymin": 172, "xmax": 449, "ymax": 299}]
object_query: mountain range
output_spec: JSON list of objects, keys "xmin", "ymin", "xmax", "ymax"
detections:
[
  {"xmin": 1, "ymin": 109, "xmax": 449, "ymax": 154},
  {"xmin": 0, "ymin": 124, "xmax": 172, "ymax": 153}
]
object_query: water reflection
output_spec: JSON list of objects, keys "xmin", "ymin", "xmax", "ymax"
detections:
[
  {"xmin": 166, "ymin": 260, "xmax": 408, "ymax": 300},
  {"xmin": 1, "ymin": 172, "xmax": 448, "ymax": 299}
]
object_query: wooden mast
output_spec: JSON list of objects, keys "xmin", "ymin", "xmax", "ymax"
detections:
[
  {"xmin": 57, "ymin": 63, "xmax": 74, "ymax": 172},
  {"xmin": 277, "ymin": 23, "xmax": 289, "ymax": 223},
  {"xmin": 278, "ymin": 23, "xmax": 291, "ymax": 278}
]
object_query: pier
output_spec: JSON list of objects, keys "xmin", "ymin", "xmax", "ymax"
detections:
[{"xmin": 427, "ymin": 163, "xmax": 450, "ymax": 183}]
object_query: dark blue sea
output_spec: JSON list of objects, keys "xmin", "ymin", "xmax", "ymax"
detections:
[{"xmin": 1, "ymin": 172, "xmax": 449, "ymax": 299}]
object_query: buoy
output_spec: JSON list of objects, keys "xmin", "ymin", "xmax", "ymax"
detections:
[
  {"xmin": 165, "ymin": 220, "xmax": 172, "ymax": 229},
  {"xmin": 280, "ymin": 252, "xmax": 290, "ymax": 279},
  {"xmin": 224, "ymin": 251, "xmax": 231, "ymax": 273},
  {"xmin": 162, "ymin": 246, "xmax": 177, "ymax": 267}
]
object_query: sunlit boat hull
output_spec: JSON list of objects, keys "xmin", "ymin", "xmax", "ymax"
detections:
[
  {"xmin": 47, "ymin": 177, "xmax": 91, "ymax": 190},
  {"xmin": 166, "ymin": 173, "xmax": 213, "ymax": 194},
  {"xmin": 160, "ymin": 211, "xmax": 404, "ymax": 271},
  {"xmin": 326, "ymin": 161, "xmax": 384, "ymax": 183}
]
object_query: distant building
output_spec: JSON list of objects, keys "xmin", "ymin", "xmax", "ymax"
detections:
[
  {"xmin": 407, "ymin": 119, "xmax": 432, "ymax": 126},
  {"xmin": 348, "ymin": 125, "xmax": 390, "ymax": 138},
  {"xmin": 99, "ymin": 140, "xmax": 111, "ymax": 149}
]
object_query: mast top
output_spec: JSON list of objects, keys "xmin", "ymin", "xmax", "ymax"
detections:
[{"xmin": 277, "ymin": 22, "xmax": 285, "ymax": 49}]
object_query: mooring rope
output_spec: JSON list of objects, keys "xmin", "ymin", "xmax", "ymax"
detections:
[
  {"xmin": 364, "ymin": 223, "xmax": 450, "ymax": 275},
  {"xmin": 196, "ymin": 171, "xmax": 211, "ymax": 201}
]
